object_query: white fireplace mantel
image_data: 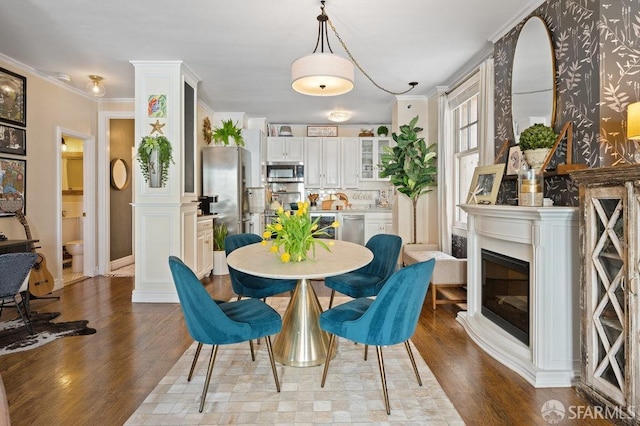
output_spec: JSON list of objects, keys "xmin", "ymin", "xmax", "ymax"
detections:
[{"xmin": 458, "ymin": 204, "xmax": 580, "ymax": 387}]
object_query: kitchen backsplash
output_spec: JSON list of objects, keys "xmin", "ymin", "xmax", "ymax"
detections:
[{"xmin": 306, "ymin": 189, "xmax": 393, "ymax": 209}]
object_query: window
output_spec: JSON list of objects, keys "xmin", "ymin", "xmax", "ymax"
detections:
[{"xmin": 449, "ymin": 84, "xmax": 479, "ymax": 227}]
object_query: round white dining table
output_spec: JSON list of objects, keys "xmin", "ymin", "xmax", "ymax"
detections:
[{"xmin": 226, "ymin": 240, "xmax": 373, "ymax": 367}]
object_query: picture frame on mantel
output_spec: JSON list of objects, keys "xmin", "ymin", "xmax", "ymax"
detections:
[
  {"xmin": 307, "ymin": 125, "xmax": 338, "ymax": 137},
  {"xmin": 0, "ymin": 67, "xmax": 27, "ymax": 127},
  {"xmin": 466, "ymin": 164, "xmax": 505, "ymax": 205}
]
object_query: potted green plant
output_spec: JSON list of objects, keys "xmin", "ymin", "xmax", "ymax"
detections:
[
  {"xmin": 377, "ymin": 125, "xmax": 389, "ymax": 137},
  {"xmin": 379, "ymin": 115, "xmax": 437, "ymax": 244},
  {"xmin": 518, "ymin": 123, "xmax": 557, "ymax": 169},
  {"xmin": 213, "ymin": 222, "xmax": 229, "ymax": 275},
  {"xmin": 210, "ymin": 119, "xmax": 245, "ymax": 146},
  {"xmin": 137, "ymin": 135, "xmax": 174, "ymax": 188}
]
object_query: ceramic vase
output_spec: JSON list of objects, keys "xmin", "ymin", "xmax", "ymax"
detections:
[{"xmin": 523, "ymin": 148, "xmax": 550, "ymax": 170}]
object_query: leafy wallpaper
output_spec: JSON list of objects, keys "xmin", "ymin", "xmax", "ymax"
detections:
[{"xmin": 493, "ymin": 0, "xmax": 639, "ymax": 206}]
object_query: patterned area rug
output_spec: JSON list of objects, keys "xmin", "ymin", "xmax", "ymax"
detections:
[
  {"xmin": 126, "ymin": 297, "xmax": 464, "ymax": 425},
  {"xmin": 0, "ymin": 311, "xmax": 96, "ymax": 356}
]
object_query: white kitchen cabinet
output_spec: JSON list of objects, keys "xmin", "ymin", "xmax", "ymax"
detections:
[
  {"xmin": 359, "ymin": 137, "xmax": 393, "ymax": 181},
  {"xmin": 304, "ymin": 137, "xmax": 340, "ymax": 189},
  {"xmin": 364, "ymin": 212, "xmax": 393, "ymax": 243},
  {"xmin": 196, "ymin": 216, "xmax": 214, "ymax": 278},
  {"xmin": 267, "ymin": 137, "xmax": 304, "ymax": 162},
  {"xmin": 242, "ymin": 128, "xmax": 266, "ymax": 187},
  {"xmin": 341, "ymin": 137, "xmax": 359, "ymax": 188}
]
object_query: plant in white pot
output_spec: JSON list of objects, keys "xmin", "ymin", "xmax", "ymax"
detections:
[
  {"xmin": 209, "ymin": 119, "xmax": 245, "ymax": 146},
  {"xmin": 519, "ymin": 123, "xmax": 557, "ymax": 169},
  {"xmin": 379, "ymin": 115, "xmax": 437, "ymax": 244},
  {"xmin": 212, "ymin": 222, "xmax": 229, "ymax": 275},
  {"xmin": 137, "ymin": 135, "xmax": 174, "ymax": 188}
]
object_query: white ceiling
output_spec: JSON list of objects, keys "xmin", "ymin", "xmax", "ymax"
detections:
[{"xmin": 0, "ymin": 0, "xmax": 539, "ymax": 125}]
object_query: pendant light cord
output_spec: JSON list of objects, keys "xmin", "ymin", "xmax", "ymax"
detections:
[{"xmin": 326, "ymin": 16, "xmax": 418, "ymax": 96}]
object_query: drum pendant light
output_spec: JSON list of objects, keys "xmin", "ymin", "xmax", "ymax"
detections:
[{"xmin": 291, "ymin": 1, "xmax": 354, "ymax": 96}]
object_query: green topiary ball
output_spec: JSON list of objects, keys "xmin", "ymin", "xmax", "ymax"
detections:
[{"xmin": 519, "ymin": 123, "xmax": 557, "ymax": 151}]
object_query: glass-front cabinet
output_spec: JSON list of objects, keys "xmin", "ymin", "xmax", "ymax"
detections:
[
  {"xmin": 571, "ymin": 164, "xmax": 640, "ymax": 422},
  {"xmin": 359, "ymin": 137, "xmax": 392, "ymax": 181}
]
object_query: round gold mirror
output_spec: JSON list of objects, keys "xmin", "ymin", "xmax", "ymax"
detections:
[
  {"xmin": 512, "ymin": 16, "xmax": 556, "ymax": 143},
  {"xmin": 110, "ymin": 158, "xmax": 130, "ymax": 190}
]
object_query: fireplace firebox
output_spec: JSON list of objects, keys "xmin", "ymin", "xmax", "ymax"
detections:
[{"xmin": 481, "ymin": 249, "xmax": 530, "ymax": 345}]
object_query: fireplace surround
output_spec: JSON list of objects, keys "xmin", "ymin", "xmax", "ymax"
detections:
[{"xmin": 459, "ymin": 204, "xmax": 579, "ymax": 387}]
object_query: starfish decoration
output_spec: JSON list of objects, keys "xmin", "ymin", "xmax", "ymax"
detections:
[
  {"xmin": 468, "ymin": 184, "xmax": 483, "ymax": 204},
  {"xmin": 150, "ymin": 120, "xmax": 166, "ymax": 135}
]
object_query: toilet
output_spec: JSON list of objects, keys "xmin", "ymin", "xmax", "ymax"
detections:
[{"xmin": 65, "ymin": 240, "xmax": 84, "ymax": 273}]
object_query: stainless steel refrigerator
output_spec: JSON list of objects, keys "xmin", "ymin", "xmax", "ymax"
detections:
[{"xmin": 202, "ymin": 146, "xmax": 251, "ymax": 235}]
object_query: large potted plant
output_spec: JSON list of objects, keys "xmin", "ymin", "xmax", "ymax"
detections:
[
  {"xmin": 519, "ymin": 123, "xmax": 557, "ymax": 169},
  {"xmin": 379, "ymin": 115, "xmax": 437, "ymax": 244},
  {"xmin": 213, "ymin": 222, "xmax": 229, "ymax": 275},
  {"xmin": 209, "ymin": 119, "xmax": 245, "ymax": 146},
  {"xmin": 137, "ymin": 135, "xmax": 174, "ymax": 188}
]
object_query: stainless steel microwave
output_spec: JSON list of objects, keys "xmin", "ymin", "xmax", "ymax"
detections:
[{"xmin": 266, "ymin": 163, "xmax": 304, "ymax": 182}]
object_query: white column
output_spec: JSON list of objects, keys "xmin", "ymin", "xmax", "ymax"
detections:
[{"xmin": 130, "ymin": 61, "xmax": 200, "ymax": 303}]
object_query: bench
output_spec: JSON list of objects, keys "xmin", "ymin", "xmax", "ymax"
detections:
[{"xmin": 403, "ymin": 244, "xmax": 467, "ymax": 309}]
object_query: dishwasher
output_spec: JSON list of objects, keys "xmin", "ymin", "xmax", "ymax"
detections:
[{"xmin": 340, "ymin": 214, "xmax": 365, "ymax": 245}]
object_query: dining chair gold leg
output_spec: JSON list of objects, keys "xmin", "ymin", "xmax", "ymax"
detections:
[
  {"xmin": 328, "ymin": 289, "xmax": 336, "ymax": 309},
  {"xmin": 249, "ymin": 339, "xmax": 255, "ymax": 361},
  {"xmin": 199, "ymin": 345, "xmax": 219, "ymax": 413},
  {"xmin": 265, "ymin": 335, "xmax": 281, "ymax": 392},
  {"xmin": 375, "ymin": 346, "xmax": 391, "ymax": 415},
  {"xmin": 320, "ymin": 334, "xmax": 336, "ymax": 387},
  {"xmin": 404, "ymin": 340, "xmax": 422, "ymax": 386},
  {"xmin": 188, "ymin": 342, "xmax": 203, "ymax": 381}
]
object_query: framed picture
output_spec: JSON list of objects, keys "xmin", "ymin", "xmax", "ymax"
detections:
[
  {"xmin": 0, "ymin": 124, "xmax": 26, "ymax": 155},
  {"xmin": 0, "ymin": 67, "xmax": 27, "ymax": 127},
  {"xmin": 466, "ymin": 164, "xmax": 505, "ymax": 205},
  {"xmin": 505, "ymin": 144, "xmax": 527, "ymax": 176},
  {"xmin": 0, "ymin": 157, "xmax": 26, "ymax": 215},
  {"xmin": 307, "ymin": 125, "xmax": 338, "ymax": 137}
]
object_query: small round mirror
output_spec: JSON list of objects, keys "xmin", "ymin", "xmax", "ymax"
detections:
[
  {"xmin": 512, "ymin": 16, "xmax": 556, "ymax": 143},
  {"xmin": 110, "ymin": 158, "xmax": 130, "ymax": 190}
]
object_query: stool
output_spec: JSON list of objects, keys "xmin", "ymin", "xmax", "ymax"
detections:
[{"xmin": 403, "ymin": 246, "xmax": 467, "ymax": 309}]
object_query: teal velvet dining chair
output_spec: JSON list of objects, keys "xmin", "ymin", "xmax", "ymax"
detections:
[
  {"xmin": 319, "ymin": 258, "xmax": 436, "ymax": 414},
  {"xmin": 225, "ymin": 233, "xmax": 298, "ymax": 300},
  {"xmin": 324, "ymin": 234, "xmax": 402, "ymax": 308},
  {"xmin": 168, "ymin": 256, "xmax": 282, "ymax": 413}
]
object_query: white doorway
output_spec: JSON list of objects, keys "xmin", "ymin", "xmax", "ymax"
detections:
[
  {"xmin": 97, "ymin": 111, "xmax": 135, "ymax": 275},
  {"xmin": 57, "ymin": 127, "xmax": 96, "ymax": 284}
]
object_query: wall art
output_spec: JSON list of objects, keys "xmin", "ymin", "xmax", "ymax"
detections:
[
  {"xmin": 0, "ymin": 124, "xmax": 26, "ymax": 156},
  {"xmin": 0, "ymin": 67, "xmax": 26, "ymax": 127}
]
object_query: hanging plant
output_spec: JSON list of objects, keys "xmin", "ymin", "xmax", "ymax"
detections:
[
  {"xmin": 137, "ymin": 135, "xmax": 174, "ymax": 187},
  {"xmin": 210, "ymin": 119, "xmax": 245, "ymax": 146}
]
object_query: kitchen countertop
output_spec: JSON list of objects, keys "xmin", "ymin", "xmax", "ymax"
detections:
[
  {"xmin": 265, "ymin": 208, "xmax": 391, "ymax": 215},
  {"xmin": 318, "ymin": 208, "xmax": 391, "ymax": 214}
]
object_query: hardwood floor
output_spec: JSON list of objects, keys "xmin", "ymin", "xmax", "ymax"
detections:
[{"xmin": 0, "ymin": 275, "xmax": 611, "ymax": 425}]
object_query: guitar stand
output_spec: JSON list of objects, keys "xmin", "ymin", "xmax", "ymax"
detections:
[{"xmin": 29, "ymin": 294, "xmax": 60, "ymax": 301}]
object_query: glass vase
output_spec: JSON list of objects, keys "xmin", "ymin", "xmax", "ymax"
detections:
[{"xmin": 518, "ymin": 168, "xmax": 543, "ymax": 206}]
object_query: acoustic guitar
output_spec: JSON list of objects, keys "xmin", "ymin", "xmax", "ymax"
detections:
[{"xmin": 14, "ymin": 211, "xmax": 55, "ymax": 297}]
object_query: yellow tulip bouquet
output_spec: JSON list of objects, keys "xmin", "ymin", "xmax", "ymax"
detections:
[{"xmin": 262, "ymin": 201, "xmax": 340, "ymax": 263}]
